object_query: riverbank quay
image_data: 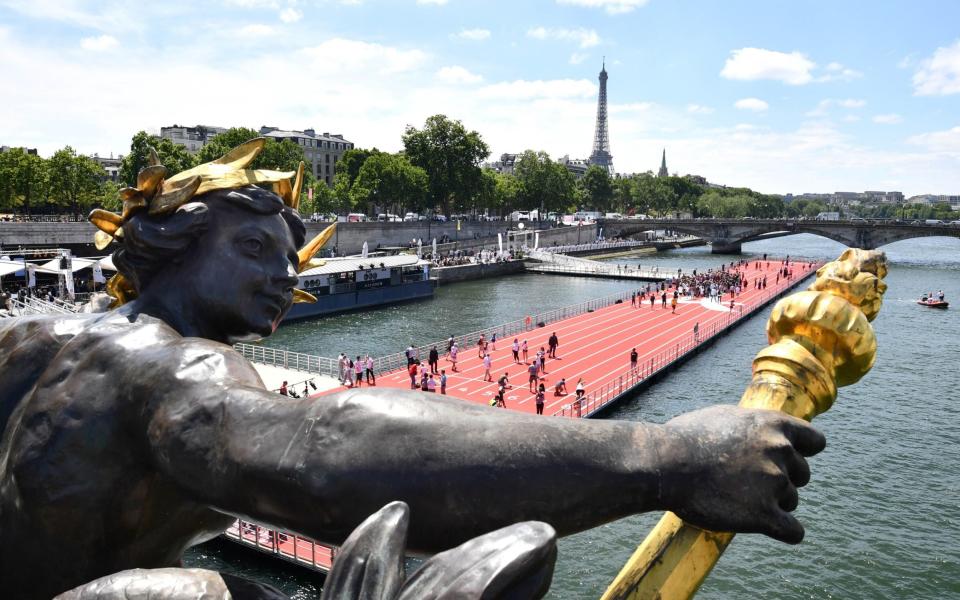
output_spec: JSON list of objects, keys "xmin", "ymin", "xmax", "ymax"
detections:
[{"xmin": 338, "ymin": 258, "xmax": 821, "ymax": 417}]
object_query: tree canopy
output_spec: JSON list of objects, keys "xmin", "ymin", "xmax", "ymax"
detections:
[{"xmin": 402, "ymin": 115, "xmax": 490, "ymax": 215}]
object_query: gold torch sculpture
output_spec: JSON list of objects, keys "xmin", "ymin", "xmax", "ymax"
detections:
[{"xmin": 602, "ymin": 248, "xmax": 888, "ymax": 600}]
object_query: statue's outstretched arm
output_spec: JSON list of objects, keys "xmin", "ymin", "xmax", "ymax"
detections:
[{"xmin": 140, "ymin": 341, "xmax": 823, "ymax": 552}]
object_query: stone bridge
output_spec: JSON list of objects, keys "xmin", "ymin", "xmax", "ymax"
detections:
[{"xmin": 602, "ymin": 218, "xmax": 960, "ymax": 253}]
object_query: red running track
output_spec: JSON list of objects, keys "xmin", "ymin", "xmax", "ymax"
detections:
[{"xmin": 320, "ymin": 258, "xmax": 821, "ymax": 417}]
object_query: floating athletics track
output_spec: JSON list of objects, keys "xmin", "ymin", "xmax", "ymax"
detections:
[
  {"xmin": 224, "ymin": 257, "xmax": 823, "ymax": 572},
  {"xmin": 327, "ymin": 258, "xmax": 822, "ymax": 417}
]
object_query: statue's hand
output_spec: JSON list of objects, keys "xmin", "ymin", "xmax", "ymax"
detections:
[{"xmin": 659, "ymin": 405, "xmax": 826, "ymax": 544}]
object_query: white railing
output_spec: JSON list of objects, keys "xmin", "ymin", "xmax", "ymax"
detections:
[
  {"xmin": 526, "ymin": 248, "xmax": 664, "ymax": 279},
  {"xmin": 234, "ymin": 343, "xmax": 340, "ymax": 378}
]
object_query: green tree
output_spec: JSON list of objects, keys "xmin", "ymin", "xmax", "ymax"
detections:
[
  {"xmin": 492, "ymin": 172, "xmax": 521, "ymax": 216},
  {"xmin": 402, "ymin": 115, "xmax": 490, "ymax": 215},
  {"xmin": 119, "ymin": 131, "xmax": 196, "ymax": 187},
  {"xmin": 612, "ymin": 176, "xmax": 634, "ymax": 215},
  {"xmin": 94, "ymin": 181, "xmax": 122, "ymax": 212},
  {"xmin": 331, "ymin": 171, "xmax": 355, "ymax": 215},
  {"xmin": 578, "ymin": 165, "xmax": 614, "ymax": 212},
  {"xmin": 513, "ymin": 151, "xmax": 575, "ymax": 214},
  {"xmin": 337, "ymin": 148, "xmax": 377, "ymax": 188},
  {"xmin": 307, "ymin": 181, "xmax": 337, "ymax": 217},
  {"xmin": 351, "ymin": 153, "xmax": 429, "ymax": 215},
  {"xmin": 0, "ymin": 149, "xmax": 48, "ymax": 214},
  {"xmin": 47, "ymin": 147, "xmax": 104, "ymax": 215}
]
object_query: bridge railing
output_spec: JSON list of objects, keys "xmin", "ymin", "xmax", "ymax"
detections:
[
  {"xmin": 224, "ymin": 519, "xmax": 336, "ymax": 572},
  {"xmin": 234, "ymin": 343, "xmax": 340, "ymax": 378}
]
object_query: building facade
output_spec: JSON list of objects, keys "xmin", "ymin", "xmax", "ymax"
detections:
[
  {"xmin": 558, "ymin": 155, "xmax": 589, "ymax": 179},
  {"xmin": 159, "ymin": 125, "xmax": 228, "ymax": 154},
  {"xmin": 91, "ymin": 154, "xmax": 123, "ymax": 182},
  {"xmin": 259, "ymin": 127, "xmax": 354, "ymax": 185}
]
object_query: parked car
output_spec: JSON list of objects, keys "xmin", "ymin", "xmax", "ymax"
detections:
[
  {"xmin": 403, "ymin": 212, "xmax": 419, "ymax": 222},
  {"xmin": 431, "ymin": 214, "xmax": 448, "ymax": 222}
]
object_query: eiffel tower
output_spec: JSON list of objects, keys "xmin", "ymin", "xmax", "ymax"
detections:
[{"xmin": 588, "ymin": 60, "xmax": 614, "ymax": 175}]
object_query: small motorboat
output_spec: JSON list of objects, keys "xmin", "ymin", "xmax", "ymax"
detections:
[{"xmin": 917, "ymin": 297, "xmax": 949, "ymax": 308}]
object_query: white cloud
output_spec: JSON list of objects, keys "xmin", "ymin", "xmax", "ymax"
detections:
[
  {"xmin": 556, "ymin": 0, "xmax": 648, "ymax": 14},
  {"xmin": 435, "ymin": 65, "xmax": 483, "ymax": 85},
  {"xmin": 836, "ymin": 98, "xmax": 866, "ymax": 108},
  {"xmin": 454, "ymin": 28, "xmax": 490, "ymax": 41},
  {"xmin": 527, "ymin": 26, "xmax": 600, "ymax": 49},
  {"xmin": 872, "ymin": 113, "xmax": 902, "ymax": 125},
  {"xmin": 908, "ymin": 125, "xmax": 960, "ymax": 156},
  {"xmin": 416, "ymin": 0, "xmax": 448, "ymax": 4},
  {"xmin": 721, "ymin": 48, "xmax": 815, "ymax": 85},
  {"xmin": 806, "ymin": 98, "xmax": 866, "ymax": 117},
  {"xmin": 238, "ymin": 23, "xmax": 276, "ymax": 36},
  {"xmin": 686, "ymin": 104, "xmax": 714, "ymax": 115},
  {"xmin": 913, "ymin": 39, "xmax": 960, "ymax": 96},
  {"xmin": 569, "ymin": 52, "xmax": 588, "ymax": 65},
  {"xmin": 297, "ymin": 38, "xmax": 428, "ymax": 73},
  {"xmin": 734, "ymin": 97, "xmax": 769, "ymax": 112},
  {"xmin": 79, "ymin": 34, "xmax": 118, "ymax": 52},
  {"xmin": 816, "ymin": 62, "xmax": 862, "ymax": 82},
  {"xmin": 279, "ymin": 7, "xmax": 302, "ymax": 23}
]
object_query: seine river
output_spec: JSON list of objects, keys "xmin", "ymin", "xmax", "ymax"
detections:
[{"xmin": 186, "ymin": 233, "xmax": 960, "ymax": 599}]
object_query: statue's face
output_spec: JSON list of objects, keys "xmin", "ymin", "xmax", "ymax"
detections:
[{"xmin": 182, "ymin": 201, "xmax": 300, "ymax": 342}]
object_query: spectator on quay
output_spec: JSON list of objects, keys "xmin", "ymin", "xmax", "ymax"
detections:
[
  {"xmin": 408, "ymin": 361, "xmax": 419, "ymax": 389},
  {"xmin": 345, "ymin": 357, "xmax": 355, "ymax": 388},
  {"xmin": 365, "ymin": 354, "xmax": 376, "ymax": 385},
  {"xmin": 439, "ymin": 370, "xmax": 447, "ymax": 395},
  {"xmin": 420, "ymin": 364, "xmax": 429, "ymax": 390},
  {"xmin": 337, "ymin": 353, "xmax": 346, "ymax": 384},
  {"xmin": 483, "ymin": 353, "xmax": 493, "ymax": 382},
  {"xmin": 575, "ymin": 378, "xmax": 585, "ymax": 400},
  {"xmin": 425, "ymin": 374, "xmax": 437, "ymax": 393},
  {"xmin": 449, "ymin": 343, "xmax": 459, "ymax": 372},
  {"xmin": 528, "ymin": 362, "xmax": 539, "ymax": 392},
  {"xmin": 491, "ymin": 332, "xmax": 497, "ymax": 351},
  {"xmin": 354, "ymin": 356, "xmax": 364, "ymax": 388},
  {"xmin": 477, "ymin": 334, "xmax": 486, "ymax": 359},
  {"xmin": 428, "ymin": 346, "xmax": 440, "ymax": 375},
  {"xmin": 521, "ymin": 339, "xmax": 529, "ymax": 363},
  {"xmin": 279, "ymin": 381, "xmax": 288, "ymax": 396},
  {"xmin": 630, "ymin": 348, "xmax": 638, "ymax": 373},
  {"xmin": 535, "ymin": 385, "xmax": 545, "ymax": 415},
  {"xmin": 512, "ymin": 338, "xmax": 520, "ymax": 363},
  {"xmin": 548, "ymin": 332, "xmax": 559, "ymax": 359}
]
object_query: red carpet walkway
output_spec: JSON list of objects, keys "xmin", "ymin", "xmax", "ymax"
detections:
[{"xmin": 323, "ymin": 258, "xmax": 821, "ymax": 417}]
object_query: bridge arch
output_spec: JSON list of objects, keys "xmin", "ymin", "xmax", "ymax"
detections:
[{"xmin": 602, "ymin": 218, "xmax": 960, "ymax": 253}]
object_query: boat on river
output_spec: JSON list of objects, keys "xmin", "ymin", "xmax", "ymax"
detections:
[
  {"xmin": 917, "ymin": 298, "xmax": 949, "ymax": 308},
  {"xmin": 286, "ymin": 254, "xmax": 433, "ymax": 321}
]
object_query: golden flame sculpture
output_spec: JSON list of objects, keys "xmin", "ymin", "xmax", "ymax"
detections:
[{"xmin": 601, "ymin": 248, "xmax": 888, "ymax": 600}]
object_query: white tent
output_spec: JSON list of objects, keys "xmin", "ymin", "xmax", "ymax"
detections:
[{"xmin": 0, "ymin": 260, "xmax": 27, "ymax": 277}]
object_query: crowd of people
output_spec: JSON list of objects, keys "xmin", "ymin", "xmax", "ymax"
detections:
[{"xmin": 427, "ymin": 247, "xmax": 524, "ymax": 267}]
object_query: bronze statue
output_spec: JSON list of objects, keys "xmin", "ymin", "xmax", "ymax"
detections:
[{"xmin": 0, "ymin": 141, "xmax": 824, "ymax": 599}]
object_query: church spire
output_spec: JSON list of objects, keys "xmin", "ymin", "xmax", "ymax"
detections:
[{"xmin": 657, "ymin": 148, "xmax": 668, "ymax": 177}]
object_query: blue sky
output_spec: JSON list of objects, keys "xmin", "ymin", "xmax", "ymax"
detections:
[{"xmin": 1, "ymin": 0, "xmax": 959, "ymax": 196}]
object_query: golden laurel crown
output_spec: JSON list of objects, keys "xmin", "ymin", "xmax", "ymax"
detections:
[{"xmin": 88, "ymin": 138, "xmax": 334, "ymax": 306}]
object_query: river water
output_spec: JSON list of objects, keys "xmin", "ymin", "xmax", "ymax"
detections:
[{"xmin": 186, "ymin": 234, "xmax": 960, "ymax": 599}]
